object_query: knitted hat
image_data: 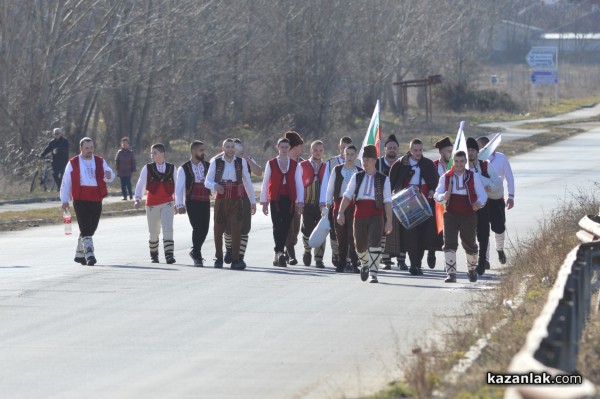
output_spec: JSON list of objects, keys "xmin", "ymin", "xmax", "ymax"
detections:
[
  {"xmin": 384, "ymin": 134, "xmax": 399, "ymax": 146},
  {"xmin": 466, "ymin": 137, "xmax": 479, "ymax": 152},
  {"xmin": 362, "ymin": 145, "xmax": 377, "ymax": 159},
  {"xmin": 434, "ymin": 136, "xmax": 453, "ymax": 150},
  {"xmin": 284, "ymin": 131, "xmax": 304, "ymax": 148}
]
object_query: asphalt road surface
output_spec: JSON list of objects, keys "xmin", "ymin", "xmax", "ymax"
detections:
[{"xmin": 1, "ymin": 120, "xmax": 599, "ymax": 398}]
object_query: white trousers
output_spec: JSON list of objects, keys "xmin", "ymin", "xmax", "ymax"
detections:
[{"xmin": 146, "ymin": 201, "xmax": 174, "ymax": 242}]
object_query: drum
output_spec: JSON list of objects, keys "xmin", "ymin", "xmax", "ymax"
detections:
[{"xmin": 391, "ymin": 186, "xmax": 433, "ymax": 230}]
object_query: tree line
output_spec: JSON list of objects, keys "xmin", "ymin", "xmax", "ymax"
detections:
[{"xmin": 0, "ymin": 0, "xmax": 530, "ymax": 179}]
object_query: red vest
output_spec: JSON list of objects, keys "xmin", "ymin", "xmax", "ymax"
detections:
[
  {"xmin": 444, "ymin": 168, "xmax": 478, "ymax": 216},
  {"xmin": 146, "ymin": 163, "xmax": 175, "ymax": 206},
  {"xmin": 70, "ymin": 155, "xmax": 108, "ymax": 202},
  {"xmin": 300, "ymin": 160, "xmax": 326, "ymax": 188},
  {"xmin": 267, "ymin": 158, "xmax": 298, "ymax": 202}
]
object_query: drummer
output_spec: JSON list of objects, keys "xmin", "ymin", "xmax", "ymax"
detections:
[{"xmin": 388, "ymin": 138, "xmax": 438, "ymax": 276}]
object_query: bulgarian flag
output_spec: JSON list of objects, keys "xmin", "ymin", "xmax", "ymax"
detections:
[
  {"xmin": 358, "ymin": 100, "xmax": 381, "ymax": 159},
  {"xmin": 435, "ymin": 121, "xmax": 468, "ymax": 234}
]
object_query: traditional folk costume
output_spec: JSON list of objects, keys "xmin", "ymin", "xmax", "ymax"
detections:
[
  {"xmin": 175, "ymin": 158, "xmax": 211, "ymax": 266},
  {"xmin": 429, "ymin": 136, "xmax": 454, "ymax": 267},
  {"xmin": 342, "ymin": 167, "xmax": 392, "ymax": 283},
  {"xmin": 375, "ymin": 152, "xmax": 396, "ymax": 270},
  {"xmin": 260, "ymin": 156, "xmax": 303, "ymax": 267},
  {"xmin": 298, "ymin": 157, "xmax": 327, "ymax": 267},
  {"xmin": 61, "ymin": 154, "xmax": 115, "ymax": 265},
  {"xmin": 325, "ymin": 163, "xmax": 363, "ymax": 273},
  {"xmin": 284, "ymin": 131, "xmax": 304, "ymax": 265},
  {"xmin": 388, "ymin": 152, "xmax": 438, "ymax": 275},
  {"xmin": 205, "ymin": 155, "xmax": 255, "ymax": 270},
  {"xmin": 434, "ymin": 166, "xmax": 487, "ymax": 283},
  {"xmin": 488, "ymin": 151, "xmax": 515, "ymax": 264},
  {"xmin": 320, "ymin": 154, "xmax": 345, "ymax": 266},
  {"xmin": 223, "ymin": 158, "xmax": 255, "ymax": 266},
  {"xmin": 135, "ymin": 162, "xmax": 177, "ymax": 264},
  {"xmin": 466, "ymin": 138, "xmax": 503, "ymax": 275}
]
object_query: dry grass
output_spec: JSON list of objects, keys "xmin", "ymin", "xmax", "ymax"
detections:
[
  {"xmin": 0, "ymin": 200, "xmax": 145, "ymax": 231},
  {"xmin": 373, "ymin": 188, "xmax": 600, "ymax": 399},
  {"xmin": 577, "ymin": 292, "xmax": 600, "ymax": 391}
]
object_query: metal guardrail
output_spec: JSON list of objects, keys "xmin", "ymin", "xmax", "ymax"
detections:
[{"xmin": 505, "ymin": 212, "xmax": 600, "ymax": 399}]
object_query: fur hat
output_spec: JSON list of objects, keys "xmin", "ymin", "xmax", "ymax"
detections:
[
  {"xmin": 384, "ymin": 134, "xmax": 399, "ymax": 146},
  {"xmin": 434, "ymin": 136, "xmax": 453, "ymax": 150},
  {"xmin": 466, "ymin": 137, "xmax": 479, "ymax": 152},
  {"xmin": 284, "ymin": 131, "xmax": 304, "ymax": 148},
  {"xmin": 362, "ymin": 145, "xmax": 377, "ymax": 159}
]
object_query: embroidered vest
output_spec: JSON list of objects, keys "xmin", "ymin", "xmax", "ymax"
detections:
[
  {"xmin": 354, "ymin": 170, "xmax": 386, "ymax": 209},
  {"xmin": 70, "ymin": 155, "xmax": 108, "ymax": 201},
  {"xmin": 267, "ymin": 158, "xmax": 298, "ymax": 202},
  {"xmin": 333, "ymin": 164, "xmax": 362, "ymax": 199}
]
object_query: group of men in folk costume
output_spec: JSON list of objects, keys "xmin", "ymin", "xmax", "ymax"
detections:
[{"xmin": 60, "ymin": 130, "xmax": 515, "ymax": 285}]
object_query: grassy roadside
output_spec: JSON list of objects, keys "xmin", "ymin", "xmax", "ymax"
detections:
[
  {"xmin": 373, "ymin": 189, "xmax": 600, "ymax": 399},
  {"xmin": 0, "ymin": 200, "xmax": 145, "ymax": 231}
]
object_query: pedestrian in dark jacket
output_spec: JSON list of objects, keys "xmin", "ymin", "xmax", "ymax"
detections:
[
  {"xmin": 40, "ymin": 128, "xmax": 69, "ymax": 189},
  {"xmin": 115, "ymin": 137, "xmax": 137, "ymax": 200}
]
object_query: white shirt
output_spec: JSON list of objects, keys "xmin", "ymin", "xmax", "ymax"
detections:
[
  {"xmin": 134, "ymin": 162, "xmax": 177, "ymax": 202},
  {"xmin": 175, "ymin": 160, "xmax": 209, "ymax": 208},
  {"xmin": 343, "ymin": 172, "xmax": 392, "ymax": 203},
  {"xmin": 204, "ymin": 156, "xmax": 256, "ymax": 205},
  {"xmin": 259, "ymin": 156, "xmax": 303, "ymax": 205},
  {"xmin": 325, "ymin": 165, "xmax": 359, "ymax": 205},
  {"xmin": 60, "ymin": 155, "xmax": 115, "ymax": 203},
  {"xmin": 296, "ymin": 158, "xmax": 325, "ymax": 205},
  {"xmin": 471, "ymin": 160, "xmax": 503, "ymax": 200},
  {"xmin": 408, "ymin": 158, "xmax": 422, "ymax": 185},
  {"xmin": 436, "ymin": 160, "xmax": 448, "ymax": 177},
  {"xmin": 434, "ymin": 171, "xmax": 487, "ymax": 206},
  {"xmin": 489, "ymin": 152, "xmax": 515, "ymax": 198}
]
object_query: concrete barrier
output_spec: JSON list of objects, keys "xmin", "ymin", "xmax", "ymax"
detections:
[{"xmin": 505, "ymin": 212, "xmax": 600, "ymax": 399}]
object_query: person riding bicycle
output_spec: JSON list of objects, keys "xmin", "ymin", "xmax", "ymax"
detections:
[{"xmin": 40, "ymin": 128, "xmax": 69, "ymax": 189}]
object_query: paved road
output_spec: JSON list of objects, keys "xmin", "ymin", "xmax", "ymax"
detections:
[{"xmin": 1, "ymin": 115, "xmax": 599, "ymax": 398}]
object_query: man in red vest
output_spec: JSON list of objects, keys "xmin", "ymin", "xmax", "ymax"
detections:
[
  {"xmin": 60, "ymin": 137, "xmax": 115, "ymax": 266},
  {"xmin": 205, "ymin": 139, "xmax": 257, "ymax": 270},
  {"xmin": 434, "ymin": 151, "xmax": 487, "ymax": 283},
  {"xmin": 284, "ymin": 131, "xmax": 304, "ymax": 265},
  {"xmin": 337, "ymin": 145, "xmax": 393, "ymax": 284},
  {"xmin": 260, "ymin": 137, "xmax": 304, "ymax": 267},
  {"xmin": 297, "ymin": 140, "xmax": 327, "ymax": 267},
  {"xmin": 430, "ymin": 136, "xmax": 453, "ymax": 268},
  {"xmin": 134, "ymin": 143, "xmax": 177, "ymax": 264}
]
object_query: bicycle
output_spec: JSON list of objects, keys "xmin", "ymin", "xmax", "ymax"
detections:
[{"xmin": 30, "ymin": 158, "xmax": 56, "ymax": 193}]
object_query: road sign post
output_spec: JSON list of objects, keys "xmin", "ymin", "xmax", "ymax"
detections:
[{"xmin": 526, "ymin": 47, "xmax": 558, "ymax": 103}]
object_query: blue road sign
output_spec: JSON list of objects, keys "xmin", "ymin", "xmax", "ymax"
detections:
[{"xmin": 531, "ymin": 70, "xmax": 558, "ymax": 85}]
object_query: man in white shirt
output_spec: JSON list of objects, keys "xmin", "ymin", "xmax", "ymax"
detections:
[
  {"xmin": 337, "ymin": 145, "xmax": 393, "ymax": 284},
  {"xmin": 60, "ymin": 137, "xmax": 115, "ymax": 266},
  {"xmin": 205, "ymin": 139, "xmax": 256, "ymax": 270},
  {"xmin": 134, "ymin": 143, "xmax": 178, "ymax": 264},
  {"xmin": 260, "ymin": 137, "xmax": 304, "ymax": 267},
  {"xmin": 212, "ymin": 138, "xmax": 263, "ymax": 267},
  {"xmin": 466, "ymin": 137, "xmax": 503, "ymax": 275},
  {"xmin": 175, "ymin": 141, "xmax": 211, "ymax": 266},
  {"xmin": 434, "ymin": 151, "xmax": 487, "ymax": 283},
  {"xmin": 477, "ymin": 136, "xmax": 515, "ymax": 265},
  {"xmin": 325, "ymin": 144, "xmax": 362, "ymax": 273},
  {"xmin": 320, "ymin": 136, "xmax": 356, "ymax": 267},
  {"xmin": 297, "ymin": 140, "xmax": 327, "ymax": 268}
]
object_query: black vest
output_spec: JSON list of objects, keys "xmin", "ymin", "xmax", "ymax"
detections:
[
  {"xmin": 354, "ymin": 170, "xmax": 386, "ymax": 208},
  {"xmin": 182, "ymin": 160, "xmax": 210, "ymax": 196}
]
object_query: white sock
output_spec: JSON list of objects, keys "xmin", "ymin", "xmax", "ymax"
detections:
[{"xmin": 444, "ymin": 251, "xmax": 457, "ymax": 275}]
